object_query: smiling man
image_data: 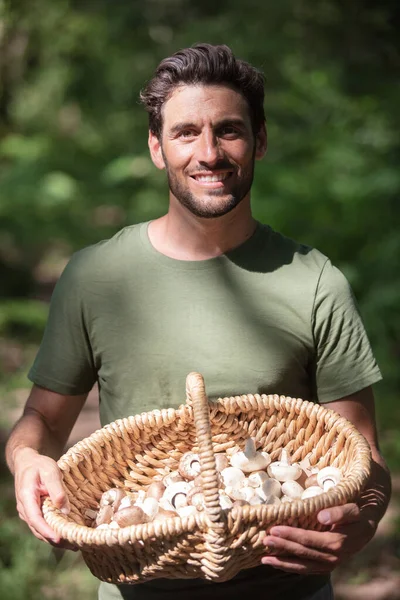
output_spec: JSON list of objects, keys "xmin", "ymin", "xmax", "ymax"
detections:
[{"xmin": 6, "ymin": 44, "xmax": 391, "ymax": 600}]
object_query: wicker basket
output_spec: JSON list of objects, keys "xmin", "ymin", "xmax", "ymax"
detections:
[{"xmin": 43, "ymin": 372, "xmax": 371, "ymax": 585}]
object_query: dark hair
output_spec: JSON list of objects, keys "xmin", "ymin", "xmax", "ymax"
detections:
[{"xmin": 140, "ymin": 43, "xmax": 265, "ymax": 137}]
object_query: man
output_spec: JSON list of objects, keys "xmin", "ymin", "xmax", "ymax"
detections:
[{"xmin": 6, "ymin": 43, "xmax": 391, "ymax": 600}]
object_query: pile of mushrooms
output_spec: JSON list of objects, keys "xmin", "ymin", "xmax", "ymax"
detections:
[{"xmin": 87, "ymin": 440, "xmax": 342, "ymax": 529}]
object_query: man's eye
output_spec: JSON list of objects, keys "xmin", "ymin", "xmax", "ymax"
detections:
[
  {"xmin": 179, "ymin": 130, "xmax": 196, "ymax": 138},
  {"xmin": 219, "ymin": 126, "xmax": 239, "ymax": 137}
]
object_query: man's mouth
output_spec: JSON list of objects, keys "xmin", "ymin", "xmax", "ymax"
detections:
[{"xmin": 190, "ymin": 172, "xmax": 232, "ymax": 184}]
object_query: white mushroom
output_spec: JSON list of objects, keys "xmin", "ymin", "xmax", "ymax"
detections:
[
  {"xmin": 141, "ymin": 497, "xmax": 159, "ymax": 520},
  {"xmin": 186, "ymin": 487, "xmax": 205, "ymax": 511},
  {"xmin": 178, "ymin": 452, "xmax": 201, "ymax": 480},
  {"xmin": 152, "ymin": 508, "xmax": 177, "ymax": 521},
  {"xmin": 301, "ymin": 486, "xmax": 324, "ymax": 500},
  {"xmin": 225, "ymin": 485, "xmax": 255, "ymax": 502},
  {"xmin": 220, "ymin": 467, "xmax": 246, "ymax": 488},
  {"xmin": 219, "ymin": 493, "xmax": 234, "ymax": 510},
  {"xmin": 281, "ymin": 480, "xmax": 304, "ymax": 499},
  {"xmin": 215, "ymin": 453, "xmax": 229, "ymax": 472},
  {"xmin": 247, "ymin": 471, "xmax": 269, "ymax": 488},
  {"xmin": 258, "ymin": 478, "xmax": 282, "ymax": 500},
  {"xmin": 162, "ymin": 471, "xmax": 184, "ymax": 487},
  {"xmin": 262, "ymin": 495, "xmax": 281, "ymax": 506},
  {"xmin": 317, "ymin": 467, "xmax": 342, "ymax": 491},
  {"xmin": 99, "ymin": 488, "xmax": 127, "ymax": 512},
  {"xmin": 176, "ymin": 505, "xmax": 198, "ymax": 518},
  {"xmin": 267, "ymin": 449, "xmax": 302, "ymax": 482},
  {"xmin": 230, "ymin": 438, "xmax": 271, "ymax": 473},
  {"xmin": 162, "ymin": 481, "xmax": 190, "ymax": 510}
]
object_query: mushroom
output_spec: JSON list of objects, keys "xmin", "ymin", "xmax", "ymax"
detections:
[
  {"xmin": 99, "ymin": 488, "xmax": 127, "ymax": 512},
  {"xmin": 317, "ymin": 467, "xmax": 342, "ymax": 491},
  {"xmin": 262, "ymin": 495, "xmax": 281, "ymax": 506},
  {"xmin": 215, "ymin": 453, "xmax": 229, "ymax": 472},
  {"xmin": 186, "ymin": 487, "xmax": 205, "ymax": 511},
  {"xmin": 95, "ymin": 504, "xmax": 114, "ymax": 526},
  {"xmin": 178, "ymin": 452, "xmax": 201, "ymax": 480},
  {"xmin": 176, "ymin": 505, "xmax": 198, "ymax": 518},
  {"xmin": 225, "ymin": 485, "xmax": 255, "ymax": 502},
  {"xmin": 113, "ymin": 506, "xmax": 149, "ymax": 527},
  {"xmin": 230, "ymin": 438, "xmax": 271, "ymax": 473},
  {"xmin": 161, "ymin": 481, "xmax": 190, "ymax": 511},
  {"xmin": 281, "ymin": 480, "xmax": 304, "ymax": 499},
  {"xmin": 267, "ymin": 449, "xmax": 302, "ymax": 482},
  {"xmin": 304, "ymin": 473, "xmax": 319, "ymax": 488},
  {"xmin": 301, "ymin": 486, "xmax": 324, "ymax": 500},
  {"xmin": 162, "ymin": 471, "xmax": 184, "ymax": 487},
  {"xmin": 258, "ymin": 478, "xmax": 282, "ymax": 500},
  {"xmin": 247, "ymin": 471, "xmax": 269, "ymax": 488},
  {"xmin": 152, "ymin": 508, "xmax": 177, "ymax": 521},
  {"xmin": 146, "ymin": 481, "xmax": 166, "ymax": 501},
  {"xmin": 141, "ymin": 497, "xmax": 159, "ymax": 520},
  {"xmin": 219, "ymin": 492, "xmax": 234, "ymax": 510},
  {"xmin": 220, "ymin": 467, "xmax": 246, "ymax": 488}
]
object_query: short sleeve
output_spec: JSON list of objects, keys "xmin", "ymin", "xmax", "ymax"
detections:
[
  {"xmin": 312, "ymin": 260, "xmax": 382, "ymax": 402},
  {"xmin": 28, "ymin": 251, "xmax": 96, "ymax": 395}
]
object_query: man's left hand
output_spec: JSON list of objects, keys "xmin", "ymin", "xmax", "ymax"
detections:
[{"xmin": 261, "ymin": 503, "xmax": 376, "ymax": 574}]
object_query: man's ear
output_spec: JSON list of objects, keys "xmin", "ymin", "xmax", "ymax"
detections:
[
  {"xmin": 255, "ymin": 123, "xmax": 267, "ymax": 160},
  {"xmin": 148, "ymin": 131, "xmax": 165, "ymax": 170}
]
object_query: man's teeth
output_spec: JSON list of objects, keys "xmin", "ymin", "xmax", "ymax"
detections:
[{"xmin": 195, "ymin": 173, "xmax": 230, "ymax": 182}]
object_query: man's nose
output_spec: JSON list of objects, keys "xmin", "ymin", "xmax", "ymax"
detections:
[{"xmin": 196, "ymin": 131, "xmax": 222, "ymax": 166}]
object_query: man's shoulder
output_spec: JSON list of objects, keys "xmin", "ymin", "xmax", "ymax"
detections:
[
  {"xmin": 262, "ymin": 224, "xmax": 329, "ymax": 276},
  {"xmin": 60, "ymin": 223, "xmax": 146, "ymax": 283}
]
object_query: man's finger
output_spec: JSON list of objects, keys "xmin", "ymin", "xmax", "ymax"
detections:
[
  {"xmin": 261, "ymin": 555, "xmax": 332, "ymax": 574},
  {"xmin": 19, "ymin": 487, "xmax": 61, "ymax": 542},
  {"xmin": 40, "ymin": 468, "xmax": 70, "ymax": 514},
  {"xmin": 317, "ymin": 503, "xmax": 360, "ymax": 526}
]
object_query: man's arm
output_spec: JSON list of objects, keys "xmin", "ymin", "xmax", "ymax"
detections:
[
  {"xmin": 261, "ymin": 386, "xmax": 391, "ymax": 574},
  {"xmin": 6, "ymin": 384, "xmax": 88, "ymax": 545}
]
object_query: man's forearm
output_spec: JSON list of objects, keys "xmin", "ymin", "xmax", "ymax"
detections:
[{"xmin": 6, "ymin": 410, "xmax": 65, "ymax": 475}]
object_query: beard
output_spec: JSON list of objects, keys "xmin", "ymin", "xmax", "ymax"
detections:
[{"xmin": 162, "ymin": 152, "xmax": 256, "ymax": 219}]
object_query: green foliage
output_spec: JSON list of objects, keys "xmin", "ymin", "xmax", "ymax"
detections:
[{"xmin": 0, "ymin": 477, "xmax": 97, "ymax": 600}]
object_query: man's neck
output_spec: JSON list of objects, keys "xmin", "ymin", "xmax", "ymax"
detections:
[{"xmin": 148, "ymin": 202, "xmax": 257, "ymax": 261}]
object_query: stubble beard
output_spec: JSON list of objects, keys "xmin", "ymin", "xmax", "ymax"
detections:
[{"xmin": 162, "ymin": 153, "xmax": 256, "ymax": 219}]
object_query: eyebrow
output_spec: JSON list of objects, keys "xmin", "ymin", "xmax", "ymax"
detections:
[{"xmin": 168, "ymin": 118, "xmax": 247, "ymax": 136}]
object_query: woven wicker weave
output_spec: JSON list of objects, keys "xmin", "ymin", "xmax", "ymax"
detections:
[{"xmin": 43, "ymin": 372, "xmax": 371, "ymax": 584}]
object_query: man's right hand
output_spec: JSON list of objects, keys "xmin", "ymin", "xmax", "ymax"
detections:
[{"xmin": 13, "ymin": 447, "xmax": 76, "ymax": 549}]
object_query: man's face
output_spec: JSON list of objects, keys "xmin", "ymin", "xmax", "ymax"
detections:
[{"xmin": 149, "ymin": 84, "xmax": 266, "ymax": 218}]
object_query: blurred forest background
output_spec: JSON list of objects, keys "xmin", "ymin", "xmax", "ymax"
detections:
[{"xmin": 0, "ymin": 0, "xmax": 399, "ymax": 598}]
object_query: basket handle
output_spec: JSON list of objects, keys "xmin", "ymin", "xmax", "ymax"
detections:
[{"xmin": 186, "ymin": 372, "xmax": 225, "ymax": 527}]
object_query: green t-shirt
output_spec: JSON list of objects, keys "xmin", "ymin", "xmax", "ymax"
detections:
[{"xmin": 29, "ymin": 221, "xmax": 381, "ymax": 599}]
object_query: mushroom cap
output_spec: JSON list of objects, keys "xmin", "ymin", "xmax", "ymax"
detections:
[
  {"xmin": 99, "ymin": 488, "xmax": 127, "ymax": 511},
  {"xmin": 214, "ymin": 453, "xmax": 229, "ymax": 472},
  {"xmin": 304, "ymin": 473, "xmax": 319, "ymax": 489},
  {"xmin": 95, "ymin": 504, "xmax": 114, "ymax": 526},
  {"xmin": 186, "ymin": 487, "xmax": 205, "ymax": 510},
  {"xmin": 113, "ymin": 506, "xmax": 149, "ymax": 527},
  {"xmin": 141, "ymin": 497, "xmax": 159, "ymax": 519},
  {"xmin": 220, "ymin": 467, "xmax": 246, "ymax": 488},
  {"xmin": 230, "ymin": 439, "xmax": 271, "ymax": 473},
  {"xmin": 162, "ymin": 481, "xmax": 190, "ymax": 510},
  {"xmin": 247, "ymin": 471, "xmax": 269, "ymax": 488},
  {"xmin": 301, "ymin": 486, "xmax": 324, "ymax": 500},
  {"xmin": 317, "ymin": 467, "xmax": 342, "ymax": 490},
  {"xmin": 178, "ymin": 452, "xmax": 201, "ymax": 480},
  {"xmin": 258, "ymin": 478, "xmax": 282, "ymax": 500},
  {"xmin": 281, "ymin": 480, "xmax": 304, "ymax": 499},
  {"xmin": 267, "ymin": 461, "xmax": 302, "ymax": 482},
  {"xmin": 146, "ymin": 481, "xmax": 166, "ymax": 501}
]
